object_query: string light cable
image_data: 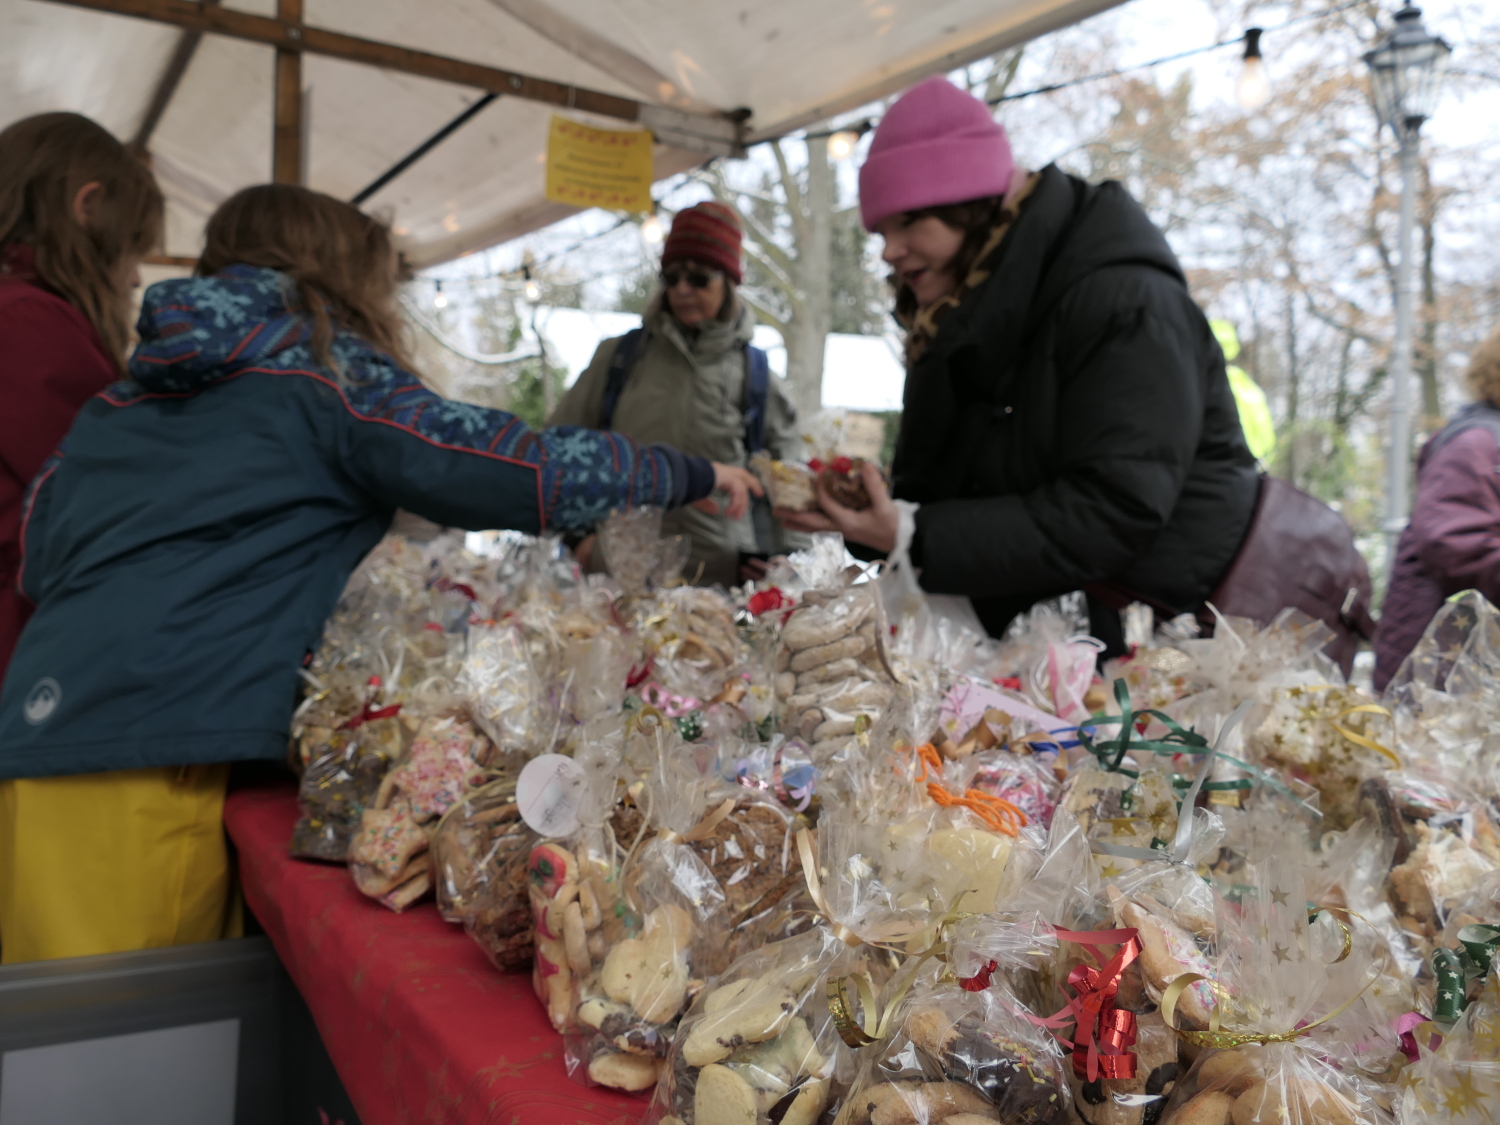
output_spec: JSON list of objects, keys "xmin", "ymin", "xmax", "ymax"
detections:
[
  {"xmin": 401, "ymin": 292, "xmax": 542, "ymax": 366},
  {"xmin": 800, "ymin": 0, "xmax": 1368, "ymax": 154}
]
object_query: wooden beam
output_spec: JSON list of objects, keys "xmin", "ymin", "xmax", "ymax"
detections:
[
  {"xmin": 127, "ymin": 0, "xmax": 220, "ymax": 154},
  {"xmin": 272, "ymin": 0, "xmax": 302, "ymax": 183},
  {"xmin": 40, "ymin": 0, "xmax": 645, "ymax": 122}
]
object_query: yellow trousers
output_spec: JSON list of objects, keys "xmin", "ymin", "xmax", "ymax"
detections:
[{"xmin": 0, "ymin": 764, "xmax": 241, "ymax": 964}]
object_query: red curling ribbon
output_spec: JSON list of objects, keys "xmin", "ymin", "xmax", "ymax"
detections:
[
  {"xmin": 1028, "ymin": 926, "xmax": 1142, "ymax": 1082},
  {"xmin": 626, "ymin": 656, "xmax": 655, "ymax": 689},
  {"xmin": 429, "ymin": 576, "xmax": 478, "ymax": 601},
  {"xmin": 959, "ymin": 960, "xmax": 999, "ymax": 992},
  {"xmin": 339, "ymin": 701, "xmax": 402, "ymax": 730}
]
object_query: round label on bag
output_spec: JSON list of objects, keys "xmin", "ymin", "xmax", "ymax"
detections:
[{"xmin": 517, "ymin": 753, "xmax": 587, "ymax": 838}]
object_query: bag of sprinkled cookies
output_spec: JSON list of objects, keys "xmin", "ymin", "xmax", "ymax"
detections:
[
  {"xmin": 642, "ymin": 806, "xmax": 933, "ymax": 1125},
  {"xmin": 346, "ymin": 713, "xmax": 494, "ymax": 911}
]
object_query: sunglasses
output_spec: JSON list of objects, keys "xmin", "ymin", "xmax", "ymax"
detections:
[{"xmin": 661, "ymin": 267, "xmax": 721, "ymax": 290}]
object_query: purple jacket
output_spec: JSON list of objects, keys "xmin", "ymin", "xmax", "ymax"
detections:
[{"xmin": 1375, "ymin": 405, "xmax": 1500, "ymax": 691}]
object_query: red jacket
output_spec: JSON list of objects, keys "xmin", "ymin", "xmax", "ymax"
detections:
[
  {"xmin": 1375, "ymin": 405, "xmax": 1500, "ymax": 691},
  {"xmin": 0, "ymin": 243, "xmax": 118, "ymax": 683}
]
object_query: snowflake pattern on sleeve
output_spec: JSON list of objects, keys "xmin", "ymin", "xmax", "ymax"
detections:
[{"xmin": 121, "ymin": 266, "xmax": 677, "ymax": 531}]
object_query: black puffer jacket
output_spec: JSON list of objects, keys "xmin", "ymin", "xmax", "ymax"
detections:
[{"xmin": 898, "ymin": 164, "xmax": 1259, "ymax": 640}]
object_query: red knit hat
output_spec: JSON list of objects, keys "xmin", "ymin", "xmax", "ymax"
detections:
[{"xmin": 661, "ymin": 201, "xmax": 743, "ymax": 283}]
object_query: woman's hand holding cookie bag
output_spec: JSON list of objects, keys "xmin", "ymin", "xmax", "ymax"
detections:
[{"xmin": 776, "ymin": 460, "xmax": 900, "ymax": 554}]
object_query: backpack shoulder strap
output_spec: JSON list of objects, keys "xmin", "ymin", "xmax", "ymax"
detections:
[
  {"xmin": 743, "ymin": 344, "xmax": 770, "ymax": 454},
  {"xmin": 598, "ymin": 328, "xmax": 645, "ymax": 430}
]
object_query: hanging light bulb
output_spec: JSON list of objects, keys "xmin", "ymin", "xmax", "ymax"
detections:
[
  {"xmin": 824, "ymin": 120, "xmax": 871, "ymax": 162},
  {"xmin": 433, "ymin": 280, "xmax": 448, "ymax": 309},
  {"xmin": 640, "ymin": 211, "xmax": 664, "ymax": 245},
  {"xmin": 1236, "ymin": 27, "xmax": 1272, "ymax": 109},
  {"xmin": 522, "ymin": 251, "xmax": 540, "ymax": 302},
  {"xmin": 826, "ymin": 130, "xmax": 859, "ymax": 160}
]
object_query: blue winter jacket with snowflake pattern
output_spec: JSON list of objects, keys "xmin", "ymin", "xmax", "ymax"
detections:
[{"xmin": 0, "ymin": 266, "xmax": 712, "ymax": 779}]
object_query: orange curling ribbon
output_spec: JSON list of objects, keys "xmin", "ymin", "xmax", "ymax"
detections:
[
  {"xmin": 1028, "ymin": 927, "xmax": 1143, "ymax": 1082},
  {"xmin": 907, "ymin": 743, "xmax": 1027, "ymax": 837}
]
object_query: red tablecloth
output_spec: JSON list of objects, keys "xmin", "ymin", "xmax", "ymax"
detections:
[{"xmin": 225, "ymin": 782, "xmax": 644, "ymax": 1125}]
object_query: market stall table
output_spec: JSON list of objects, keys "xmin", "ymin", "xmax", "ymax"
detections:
[{"xmin": 225, "ymin": 781, "xmax": 642, "ymax": 1125}]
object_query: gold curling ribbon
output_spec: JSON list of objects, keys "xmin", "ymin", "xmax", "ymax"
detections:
[
  {"xmin": 1297, "ymin": 685, "xmax": 1403, "ymax": 769},
  {"xmin": 795, "ymin": 827, "xmax": 943, "ymax": 1047},
  {"xmin": 827, "ymin": 972, "xmax": 886, "ymax": 1047},
  {"xmin": 825, "ymin": 906, "xmax": 972, "ymax": 1049},
  {"xmin": 656, "ymin": 797, "xmax": 736, "ymax": 846},
  {"xmin": 625, "ymin": 703, "xmax": 666, "ymax": 737},
  {"xmin": 1160, "ymin": 908, "xmax": 1369, "ymax": 1049}
]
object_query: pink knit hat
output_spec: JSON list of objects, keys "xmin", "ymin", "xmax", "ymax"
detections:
[{"xmin": 858, "ymin": 77, "xmax": 1015, "ymax": 232}]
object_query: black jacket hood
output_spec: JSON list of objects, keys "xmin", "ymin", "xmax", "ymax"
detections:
[{"xmin": 1028, "ymin": 165, "xmax": 1186, "ymax": 321}]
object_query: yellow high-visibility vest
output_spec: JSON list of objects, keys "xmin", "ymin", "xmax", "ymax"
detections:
[{"xmin": 1211, "ymin": 320, "xmax": 1277, "ymax": 463}]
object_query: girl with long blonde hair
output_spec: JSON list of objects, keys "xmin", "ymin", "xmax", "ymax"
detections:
[{"xmin": 0, "ymin": 182, "xmax": 755, "ymax": 963}]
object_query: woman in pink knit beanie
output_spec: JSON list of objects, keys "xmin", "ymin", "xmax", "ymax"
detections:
[{"xmin": 780, "ymin": 76, "xmax": 1262, "ymax": 658}]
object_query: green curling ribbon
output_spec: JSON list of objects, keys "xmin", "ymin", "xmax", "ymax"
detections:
[
  {"xmin": 1078, "ymin": 679, "xmax": 1316, "ymax": 816},
  {"xmin": 1431, "ymin": 924, "xmax": 1500, "ymax": 1025},
  {"xmin": 675, "ymin": 710, "xmax": 705, "ymax": 742}
]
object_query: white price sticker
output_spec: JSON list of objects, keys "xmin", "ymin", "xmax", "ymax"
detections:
[{"xmin": 517, "ymin": 753, "xmax": 587, "ymax": 838}]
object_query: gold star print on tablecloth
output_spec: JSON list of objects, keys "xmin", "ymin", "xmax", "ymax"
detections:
[{"xmin": 1098, "ymin": 861, "xmax": 1123, "ymax": 880}]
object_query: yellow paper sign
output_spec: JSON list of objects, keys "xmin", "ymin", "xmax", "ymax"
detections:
[{"xmin": 545, "ymin": 116, "xmax": 653, "ymax": 213}]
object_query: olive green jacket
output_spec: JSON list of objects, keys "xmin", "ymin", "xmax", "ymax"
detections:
[{"xmin": 549, "ymin": 296, "xmax": 802, "ymax": 586}]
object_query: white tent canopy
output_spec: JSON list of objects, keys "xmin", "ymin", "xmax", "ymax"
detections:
[{"xmin": 3, "ymin": 0, "xmax": 1123, "ymax": 267}]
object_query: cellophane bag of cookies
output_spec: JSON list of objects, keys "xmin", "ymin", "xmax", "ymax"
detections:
[
  {"xmin": 748, "ymin": 409, "xmax": 874, "ymax": 515},
  {"xmin": 290, "ymin": 700, "xmax": 409, "ymax": 860},
  {"xmin": 563, "ymin": 740, "xmax": 778, "ymax": 1095},
  {"xmin": 834, "ymin": 913, "xmax": 1072, "ymax": 1125},
  {"xmin": 642, "ymin": 804, "xmax": 934, "ymax": 1125},
  {"xmin": 526, "ymin": 739, "xmax": 647, "ymax": 1041},
  {"xmin": 427, "ymin": 771, "xmax": 538, "ymax": 970},
  {"xmin": 346, "ymin": 713, "xmax": 495, "ymax": 911},
  {"xmin": 1394, "ymin": 963, "xmax": 1500, "ymax": 1124},
  {"xmin": 598, "ymin": 505, "xmax": 692, "ymax": 596},
  {"xmin": 774, "ymin": 579, "xmax": 896, "ymax": 761},
  {"xmin": 290, "ymin": 530, "xmax": 487, "ymax": 858},
  {"xmin": 458, "ymin": 532, "xmax": 613, "ymax": 756},
  {"xmin": 1156, "ymin": 854, "xmax": 1399, "ymax": 1125},
  {"xmin": 883, "ymin": 742, "xmax": 1047, "ymax": 953}
]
